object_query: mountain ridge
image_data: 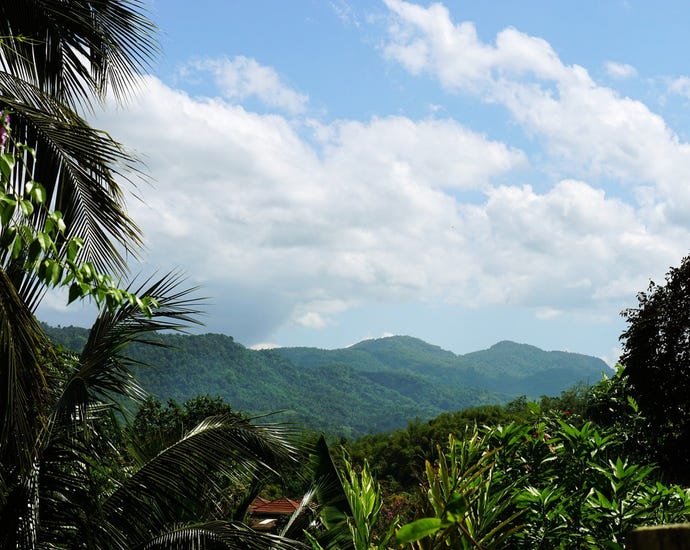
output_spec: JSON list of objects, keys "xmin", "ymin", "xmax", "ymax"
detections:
[{"xmin": 42, "ymin": 325, "xmax": 610, "ymax": 437}]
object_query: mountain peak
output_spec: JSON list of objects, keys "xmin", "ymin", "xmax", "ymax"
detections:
[
  {"xmin": 350, "ymin": 334, "xmax": 430, "ymax": 349},
  {"xmin": 489, "ymin": 340, "xmax": 541, "ymax": 352}
]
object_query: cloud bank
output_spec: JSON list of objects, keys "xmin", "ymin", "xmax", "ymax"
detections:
[{"xmin": 71, "ymin": 3, "xmax": 690, "ymax": 348}]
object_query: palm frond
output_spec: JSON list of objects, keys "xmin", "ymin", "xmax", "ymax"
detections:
[
  {"xmin": 0, "ymin": 266, "xmax": 53, "ymax": 476},
  {"xmin": 140, "ymin": 520, "xmax": 307, "ymax": 550},
  {"xmin": 0, "ymin": 0, "xmax": 158, "ymax": 109},
  {"xmin": 102, "ymin": 415, "xmax": 299, "ymax": 547},
  {"xmin": 300, "ymin": 436, "xmax": 354, "ymax": 549},
  {"xmin": 53, "ymin": 271, "xmax": 203, "ymax": 423},
  {"xmin": 281, "ymin": 485, "xmax": 318, "ymax": 541},
  {"xmin": 0, "ymin": 71, "xmax": 143, "ymax": 280}
]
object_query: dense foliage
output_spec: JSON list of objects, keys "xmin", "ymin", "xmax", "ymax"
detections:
[
  {"xmin": 278, "ymin": 384, "xmax": 687, "ymax": 549},
  {"xmin": 394, "ymin": 417, "xmax": 690, "ymax": 549},
  {"xmin": 619, "ymin": 255, "xmax": 690, "ymax": 482},
  {"xmin": 345, "ymin": 388, "xmax": 587, "ymax": 492},
  {"xmin": 295, "ymin": 381, "xmax": 688, "ymax": 549}
]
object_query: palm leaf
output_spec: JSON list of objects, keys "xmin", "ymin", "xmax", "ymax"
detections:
[
  {"xmin": 0, "ymin": 266, "xmax": 53, "ymax": 476},
  {"xmin": 0, "ymin": 0, "xmax": 158, "ymax": 109},
  {"xmin": 102, "ymin": 415, "xmax": 300, "ymax": 548},
  {"xmin": 53, "ymin": 271, "xmax": 203, "ymax": 424},
  {"xmin": 0, "ymin": 71, "xmax": 143, "ymax": 282},
  {"xmin": 0, "ymin": 263, "xmax": 59, "ymax": 548},
  {"xmin": 140, "ymin": 521, "xmax": 306, "ymax": 550},
  {"xmin": 297, "ymin": 436, "xmax": 355, "ymax": 549}
]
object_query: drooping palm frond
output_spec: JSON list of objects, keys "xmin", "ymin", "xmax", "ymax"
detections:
[
  {"xmin": 53, "ymin": 271, "xmax": 203, "ymax": 424},
  {"xmin": 281, "ymin": 485, "xmax": 318, "ymax": 542},
  {"xmin": 0, "ymin": 71, "xmax": 143, "ymax": 282},
  {"xmin": 0, "ymin": 0, "xmax": 158, "ymax": 109},
  {"xmin": 102, "ymin": 415, "xmax": 300, "ymax": 548},
  {"xmin": 34, "ymin": 422, "xmax": 112, "ymax": 548},
  {"xmin": 141, "ymin": 521, "xmax": 307, "ymax": 550},
  {"xmin": 0, "ymin": 263, "xmax": 61, "ymax": 549},
  {"xmin": 0, "ymin": 272, "xmax": 199, "ymax": 549},
  {"xmin": 0, "ymin": 266, "xmax": 53, "ymax": 476}
]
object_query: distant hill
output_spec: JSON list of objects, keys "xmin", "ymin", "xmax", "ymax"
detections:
[{"xmin": 43, "ymin": 325, "xmax": 610, "ymax": 437}]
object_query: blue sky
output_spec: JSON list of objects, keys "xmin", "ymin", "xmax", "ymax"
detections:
[{"xmin": 38, "ymin": 1, "xmax": 690, "ymax": 364}]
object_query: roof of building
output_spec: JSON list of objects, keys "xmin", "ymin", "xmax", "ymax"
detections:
[{"xmin": 249, "ymin": 496, "xmax": 302, "ymax": 515}]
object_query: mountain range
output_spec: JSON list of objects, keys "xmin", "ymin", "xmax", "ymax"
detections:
[{"xmin": 43, "ymin": 325, "xmax": 611, "ymax": 438}]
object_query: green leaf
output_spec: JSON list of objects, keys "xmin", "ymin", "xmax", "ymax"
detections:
[
  {"xmin": 36, "ymin": 232, "xmax": 51, "ymax": 252},
  {"xmin": 29, "ymin": 181, "xmax": 46, "ymax": 204},
  {"xmin": 46, "ymin": 260, "xmax": 62, "ymax": 286},
  {"xmin": 19, "ymin": 199, "xmax": 34, "ymax": 217},
  {"xmin": 445, "ymin": 493, "xmax": 468, "ymax": 516},
  {"xmin": 27, "ymin": 237, "xmax": 42, "ymax": 263},
  {"xmin": 68, "ymin": 282, "xmax": 83, "ymax": 304},
  {"xmin": 0, "ymin": 153, "xmax": 15, "ymax": 180},
  {"xmin": 396, "ymin": 518, "xmax": 444, "ymax": 543},
  {"xmin": 67, "ymin": 237, "xmax": 83, "ymax": 261},
  {"xmin": 11, "ymin": 232, "xmax": 23, "ymax": 259},
  {"xmin": 1, "ymin": 197, "xmax": 17, "ymax": 226},
  {"xmin": 51, "ymin": 211, "xmax": 66, "ymax": 234},
  {"xmin": 84, "ymin": 262, "xmax": 95, "ymax": 279},
  {"xmin": 44, "ymin": 217, "xmax": 54, "ymax": 236},
  {"xmin": 0, "ymin": 225, "xmax": 16, "ymax": 248}
]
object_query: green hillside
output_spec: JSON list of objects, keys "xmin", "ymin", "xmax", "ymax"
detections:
[{"xmin": 43, "ymin": 325, "xmax": 610, "ymax": 437}]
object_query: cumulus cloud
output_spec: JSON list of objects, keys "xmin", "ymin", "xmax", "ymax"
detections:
[
  {"xmin": 382, "ymin": 0, "xmax": 690, "ymax": 214},
  {"xmin": 81, "ymin": 71, "xmax": 690, "ymax": 347},
  {"xmin": 61, "ymin": 2, "xmax": 690, "ymax": 348},
  {"xmin": 181, "ymin": 56, "xmax": 309, "ymax": 114}
]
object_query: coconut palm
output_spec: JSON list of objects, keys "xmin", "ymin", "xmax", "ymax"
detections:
[
  {"xmin": 0, "ymin": 4, "xmax": 154, "ymax": 538},
  {"xmin": 0, "ymin": 0, "xmax": 158, "ymax": 275},
  {"xmin": 0, "ymin": 3, "xmax": 308, "ymax": 547},
  {"xmin": 0, "ymin": 0, "xmax": 158, "ymax": 497},
  {"xmin": 0, "ymin": 273, "xmax": 306, "ymax": 549}
]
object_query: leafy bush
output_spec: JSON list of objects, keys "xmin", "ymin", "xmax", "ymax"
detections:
[{"xmin": 395, "ymin": 413, "xmax": 690, "ymax": 549}]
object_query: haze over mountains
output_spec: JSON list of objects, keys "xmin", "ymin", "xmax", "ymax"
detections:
[{"xmin": 44, "ymin": 325, "xmax": 610, "ymax": 437}]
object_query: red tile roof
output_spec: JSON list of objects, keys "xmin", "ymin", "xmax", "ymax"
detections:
[{"xmin": 249, "ymin": 496, "xmax": 301, "ymax": 515}]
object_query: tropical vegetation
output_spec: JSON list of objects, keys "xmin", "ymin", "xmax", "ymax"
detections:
[
  {"xmin": 0, "ymin": 1, "xmax": 305, "ymax": 548},
  {"xmin": 3, "ymin": 1, "xmax": 690, "ymax": 548},
  {"xmin": 42, "ymin": 326, "xmax": 608, "ymax": 438}
]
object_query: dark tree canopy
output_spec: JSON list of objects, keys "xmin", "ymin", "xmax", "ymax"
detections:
[{"xmin": 620, "ymin": 254, "xmax": 690, "ymax": 480}]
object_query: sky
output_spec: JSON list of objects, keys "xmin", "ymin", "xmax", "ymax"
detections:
[{"xmin": 37, "ymin": 1, "xmax": 690, "ymax": 365}]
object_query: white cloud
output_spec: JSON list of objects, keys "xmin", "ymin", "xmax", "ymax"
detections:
[
  {"xmin": 316, "ymin": 116, "xmax": 527, "ymax": 190},
  {"xmin": 249, "ymin": 342, "xmax": 281, "ymax": 350},
  {"xmin": 383, "ymin": 1, "xmax": 566, "ymax": 89},
  {"xmin": 77, "ymin": 0, "xmax": 690, "ymax": 348},
  {"xmin": 181, "ymin": 56, "xmax": 308, "ymax": 114},
  {"xmin": 382, "ymin": 0, "xmax": 690, "ymax": 210},
  {"xmin": 451, "ymin": 179, "xmax": 681, "ymax": 310},
  {"xmin": 604, "ymin": 61, "xmax": 637, "ymax": 80},
  {"xmin": 295, "ymin": 312, "xmax": 329, "ymax": 329},
  {"xmin": 535, "ymin": 307, "xmax": 562, "ymax": 320}
]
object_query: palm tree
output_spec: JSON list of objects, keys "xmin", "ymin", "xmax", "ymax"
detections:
[
  {"xmin": 0, "ymin": 3, "xmax": 308, "ymax": 548},
  {"xmin": 0, "ymin": 0, "xmax": 158, "ymax": 499},
  {"xmin": 0, "ymin": 5, "xmax": 158, "ymax": 541},
  {"xmin": 1, "ymin": 273, "xmax": 307, "ymax": 549},
  {"xmin": 0, "ymin": 0, "xmax": 158, "ymax": 275}
]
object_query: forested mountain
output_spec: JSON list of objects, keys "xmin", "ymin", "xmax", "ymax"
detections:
[{"xmin": 43, "ymin": 325, "xmax": 610, "ymax": 437}]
